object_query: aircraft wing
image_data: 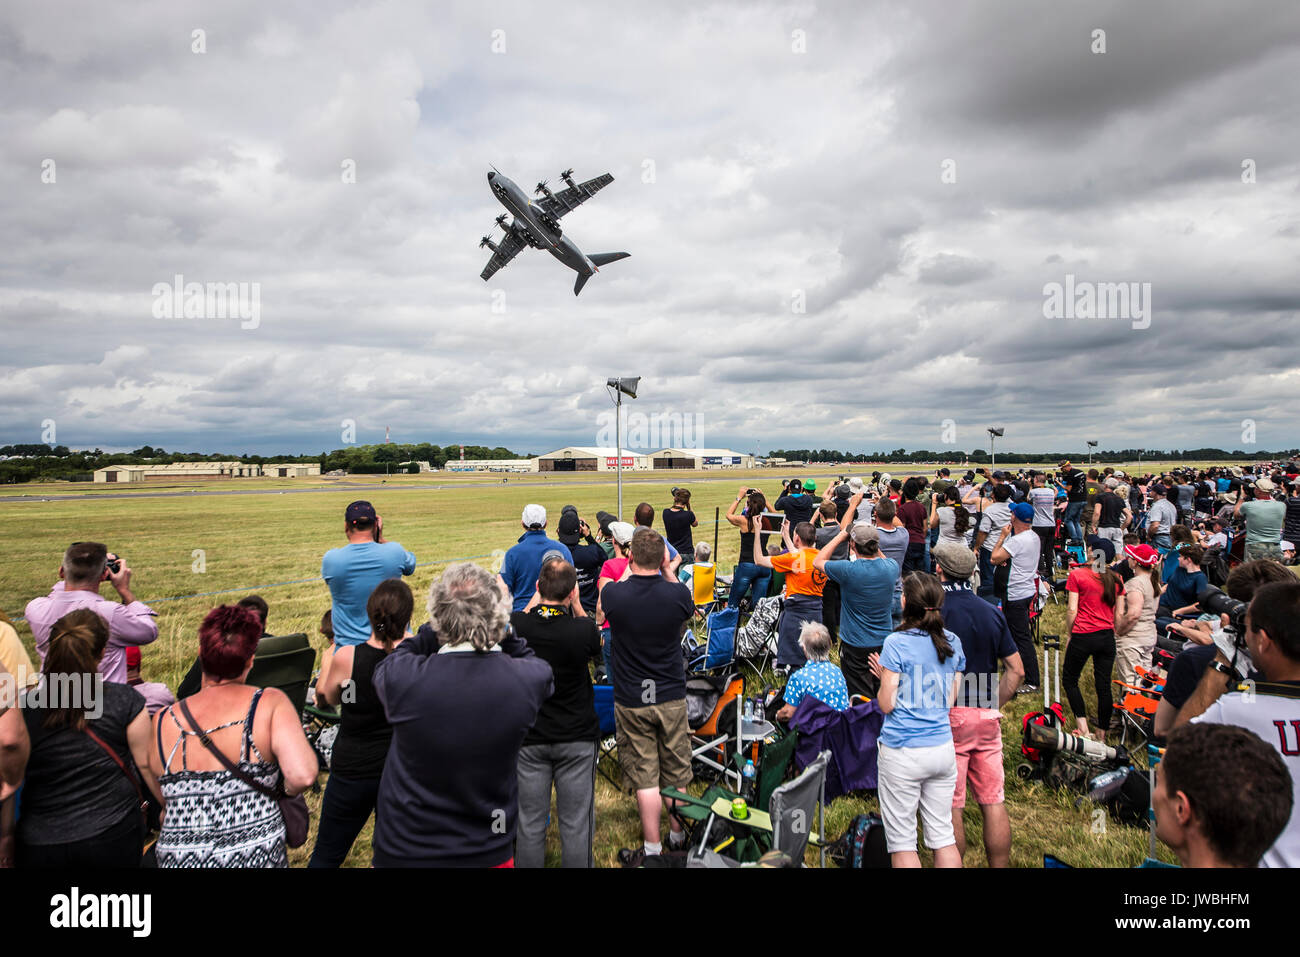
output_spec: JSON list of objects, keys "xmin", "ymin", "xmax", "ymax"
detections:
[
  {"xmin": 480, "ymin": 227, "xmax": 528, "ymax": 281},
  {"xmin": 538, "ymin": 173, "xmax": 614, "ymax": 219}
]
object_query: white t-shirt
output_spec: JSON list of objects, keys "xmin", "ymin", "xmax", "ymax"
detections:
[
  {"xmin": 1193, "ymin": 691, "xmax": 1300, "ymax": 868},
  {"xmin": 1206, "ymin": 531, "xmax": 1229, "ymax": 550},
  {"xmin": 977, "ymin": 503, "xmax": 1013, "ymax": 551},
  {"xmin": 1028, "ymin": 487, "xmax": 1057, "ymax": 527},
  {"xmin": 1003, "ymin": 529, "xmax": 1041, "ymax": 601}
]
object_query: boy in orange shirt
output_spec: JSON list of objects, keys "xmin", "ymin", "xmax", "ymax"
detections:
[{"xmin": 752, "ymin": 520, "xmax": 826, "ymax": 671}]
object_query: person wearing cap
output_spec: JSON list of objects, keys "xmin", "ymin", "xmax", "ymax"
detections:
[
  {"xmin": 1058, "ymin": 461, "xmax": 1087, "ymax": 543},
  {"xmin": 1203, "ymin": 516, "xmax": 1231, "ymax": 552},
  {"xmin": 1091, "ymin": 477, "xmax": 1132, "ymax": 559},
  {"xmin": 1234, "ymin": 478, "xmax": 1286, "ymax": 562},
  {"xmin": 557, "ymin": 506, "xmax": 605, "ymax": 616},
  {"xmin": 989, "ymin": 501, "xmax": 1042, "ymax": 690},
  {"xmin": 1114, "ymin": 543, "xmax": 1163, "ymax": 692},
  {"xmin": 321, "ymin": 501, "xmax": 417, "ymax": 649},
  {"xmin": 1145, "ymin": 483, "xmax": 1178, "ymax": 553},
  {"xmin": 499, "ymin": 505, "xmax": 573, "ymax": 613},
  {"xmin": 1061, "ymin": 535, "xmax": 1125, "ymax": 741},
  {"xmin": 932, "ymin": 541, "xmax": 1023, "ymax": 867},
  {"xmin": 774, "ymin": 479, "xmax": 816, "ymax": 528},
  {"xmin": 594, "ymin": 510, "xmax": 618, "ymax": 559},
  {"xmin": 813, "ymin": 492, "xmax": 899, "ymax": 698}
]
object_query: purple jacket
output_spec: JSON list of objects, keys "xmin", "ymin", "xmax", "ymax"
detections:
[{"xmin": 793, "ymin": 697, "xmax": 884, "ymax": 801}]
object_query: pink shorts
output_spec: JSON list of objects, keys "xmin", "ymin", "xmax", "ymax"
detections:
[{"xmin": 949, "ymin": 707, "xmax": 1005, "ymax": 807}]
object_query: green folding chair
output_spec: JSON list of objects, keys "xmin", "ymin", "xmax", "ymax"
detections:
[{"xmin": 245, "ymin": 639, "xmax": 317, "ymax": 715}]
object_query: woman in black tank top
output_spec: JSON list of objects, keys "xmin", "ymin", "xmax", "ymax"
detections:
[
  {"xmin": 308, "ymin": 580, "xmax": 412, "ymax": 868},
  {"xmin": 725, "ymin": 487, "xmax": 773, "ymax": 608}
]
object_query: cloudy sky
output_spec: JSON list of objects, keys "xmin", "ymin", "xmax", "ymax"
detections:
[{"xmin": 3, "ymin": 0, "xmax": 1299, "ymax": 457}]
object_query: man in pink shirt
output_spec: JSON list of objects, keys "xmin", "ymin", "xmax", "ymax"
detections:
[{"xmin": 24, "ymin": 541, "xmax": 158, "ymax": 685}]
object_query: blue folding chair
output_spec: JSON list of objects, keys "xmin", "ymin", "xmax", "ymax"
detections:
[{"xmin": 685, "ymin": 606, "xmax": 737, "ymax": 672}]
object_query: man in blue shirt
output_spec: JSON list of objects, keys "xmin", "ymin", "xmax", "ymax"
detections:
[
  {"xmin": 321, "ymin": 501, "xmax": 417, "ymax": 647},
  {"xmin": 498, "ymin": 504, "xmax": 573, "ymax": 612},
  {"xmin": 814, "ymin": 494, "xmax": 899, "ymax": 700},
  {"xmin": 932, "ymin": 542, "xmax": 1023, "ymax": 868}
]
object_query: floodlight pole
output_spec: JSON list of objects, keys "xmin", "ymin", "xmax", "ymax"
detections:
[
  {"xmin": 616, "ymin": 389, "xmax": 624, "ymax": 520},
  {"xmin": 989, "ymin": 430, "xmax": 996, "ymax": 468}
]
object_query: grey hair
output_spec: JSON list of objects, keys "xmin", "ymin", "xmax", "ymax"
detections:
[
  {"xmin": 428, "ymin": 562, "xmax": 510, "ymax": 651},
  {"xmin": 694, "ymin": 542, "xmax": 711, "ymax": 562},
  {"xmin": 798, "ymin": 621, "xmax": 833, "ymax": 662}
]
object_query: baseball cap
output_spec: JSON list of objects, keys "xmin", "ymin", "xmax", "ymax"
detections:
[
  {"xmin": 608, "ymin": 521, "xmax": 635, "ymax": 546},
  {"xmin": 1283, "ymin": 541, "xmax": 1296, "ymax": 552},
  {"xmin": 1124, "ymin": 543, "xmax": 1160, "ymax": 567},
  {"xmin": 1010, "ymin": 502, "xmax": 1034, "ymax": 523},
  {"xmin": 1058, "ymin": 460, "xmax": 1071, "ymax": 469},
  {"xmin": 540, "ymin": 549, "xmax": 568, "ymax": 567},
  {"xmin": 556, "ymin": 509, "xmax": 581, "ymax": 545},
  {"xmin": 933, "ymin": 542, "xmax": 975, "ymax": 580},
  {"xmin": 850, "ymin": 524, "xmax": 880, "ymax": 549},
  {"xmin": 1256, "ymin": 478, "xmax": 1277, "ymax": 492},
  {"xmin": 346, "ymin": 500, "xmax": 376, "ymax": 524},
  {"xmin": 992, "ymin": 470, "xmax": 1008, "ymax": 480},
  {"xmin": 1105, "ymin": 477, "xmax": 1119, "ymax": 488},
  {"xmin": 521, "ymin": 504, "xmax": 547, "ymax": 528},
  {"xmin": 1086, "ymin": 534, "xmax": 1115, "ymax": 564}
]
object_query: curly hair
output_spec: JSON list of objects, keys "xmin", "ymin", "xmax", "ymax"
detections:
[{"xmin": 428, "ymin": 562, "xmax": 510, "ymax": 651}]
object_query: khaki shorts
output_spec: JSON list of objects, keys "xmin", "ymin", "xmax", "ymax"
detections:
[{"xmin": 615, "ymin": 698, "xmax": 692, "ymax": 793}]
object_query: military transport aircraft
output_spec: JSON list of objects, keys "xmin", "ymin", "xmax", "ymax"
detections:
[{"xmin": 479, "ymin": 167, "xmax": 630, "ymax": 295}]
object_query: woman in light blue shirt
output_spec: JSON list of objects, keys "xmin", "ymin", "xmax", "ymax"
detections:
[{"xmin": 870, "ymin": 572, "xmax": 965, "ymax": 868}]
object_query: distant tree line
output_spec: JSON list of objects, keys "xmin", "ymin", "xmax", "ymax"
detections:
[
  {"xmin": 0, "ymin": 441, "xmax": 527, "ymax": 483},
  {"xmin": 767, "ymin": 447, "xmax": 1299, "ymax": 465}
]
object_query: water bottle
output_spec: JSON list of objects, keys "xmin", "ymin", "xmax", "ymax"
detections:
[
  {"xmin": 743, "ymin": 697, "xmax": 754, "ymax": 721},
  {"xmin": 741, "ymin": 759, "xmax": 757, "ymax": 802}
]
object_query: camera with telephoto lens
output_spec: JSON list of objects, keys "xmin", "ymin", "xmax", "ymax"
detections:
[
  {"xmin": 1196, "ymin": 585, "xmax": 1253, "ymax": 678},
  {"xmin": 1024, "ymin": 721, "xmax": 1126, "ymax": 764}
]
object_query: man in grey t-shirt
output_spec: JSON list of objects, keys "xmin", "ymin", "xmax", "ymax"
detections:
[
  {"xmin": 1146, "ymin": 485, "xmax": 1178, "ymax": 551},
  {"xmin": 1235, "ymin": 479, "xmax": 1286, "ymax": 561},
  {"xmin": 973, "ymin": 484, "xmax": 1015, "ymax": 604},
  {"xmin": 873, "ymin": 498, "xmax": 909, "ymax": 628}
]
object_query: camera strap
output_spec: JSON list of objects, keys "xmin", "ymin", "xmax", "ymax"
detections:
[{"xmin": 1246, "ymin": 681, "xmax": 1300, "ymax": 701}]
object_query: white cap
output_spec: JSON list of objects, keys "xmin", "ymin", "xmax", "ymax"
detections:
[
  {"xmin": 522, "ymin": 504, "xmax": 547, "ymax": 528},
  {"xmin": 608, "ymin": 521, "xmax": 636, "ymax": 546},
  {"xmin": 1283, "ymin": 541, "xmax": 1295, "ymax": 552}
]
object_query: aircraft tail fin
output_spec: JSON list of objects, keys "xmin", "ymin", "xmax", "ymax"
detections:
[
  {"xmin": 574, "ymin": 271, "xmax": 592, "ymax": 296},
  {"xmin": 589, "ymin": 252, "xmax": 630, "ymax": 267}
]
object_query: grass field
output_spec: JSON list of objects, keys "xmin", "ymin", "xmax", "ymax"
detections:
[{"xmin": 1, "ymin": 464, "xmax": 1209, "ymax": 867}]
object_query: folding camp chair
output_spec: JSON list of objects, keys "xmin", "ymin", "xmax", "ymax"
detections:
[
  {"xmin": 246, "ymin": 637, "xmax": 316, "ymax": 715},
  {"xmin": 683, "ymin": 606, "xmax": 737, "ymax": 673},
  {"xmin": 690, "ymin": 562, "xmax": 719, "ymax": 621},
  {"xmin": 593, "ymin": 682, "xmax": 622, "ymax": 790},
  {"xmin": 686, "ymin": 749, "xmax": 832, "ymax": 867},
  {"xmin": 735, "ymin": 594, "xmax": 782, "ymax": 675},
  {"xmin": 663, "ymin": 729, "xmax": 799, "ymax": 850},
  {"xmin": 1111, "ymin": 667, "xmax": 1164, "ymax": 748},
  {"xmin": 685, "ymin": 672, "xmax": 745, "ymax": 782}
]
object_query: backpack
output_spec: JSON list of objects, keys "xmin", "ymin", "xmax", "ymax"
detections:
[
  {"xmin": 1202, "ymin": 547, "xmax": 1230, "ymax": 588},
  {"xmin": 1020, "ymin": 703, "xmax": 1067, "ymax": 763},
  {"xmin": 737, "ymin": 595, "xmax": 783, "ymax": 658},
  {"xmin": 828, "ymin": 813, "xmax": 890, "ymax": 869}
]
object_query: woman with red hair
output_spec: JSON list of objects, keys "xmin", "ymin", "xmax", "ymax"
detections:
[{"xmin": 149, "ymin": 605, "xmax": 318, "ymax": 867}]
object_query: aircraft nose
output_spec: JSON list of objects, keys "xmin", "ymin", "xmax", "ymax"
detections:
[{"xmin": 487, "ymin": 171, "xmax": 496, "ymax": 181}]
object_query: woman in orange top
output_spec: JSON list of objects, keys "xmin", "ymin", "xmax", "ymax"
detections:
[{"xmin": 752, "ymin": 519, "xmax": 827, "ymax": 672}]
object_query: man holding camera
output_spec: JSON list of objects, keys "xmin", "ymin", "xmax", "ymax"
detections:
[
  {"xmin": 1173, "ymin": 577, "xmax": 1300, "ymax": 867},
  {"xmin": 25, "ymin": 541, "xmax": 158, "ymax": 684},
  {"xmin": 322, "ymin": 500, "xmax": 418, "ymax": 645},
  {"xmin": 1058, "ymin": 461, "xmax": 1088, "ymax": 543}
]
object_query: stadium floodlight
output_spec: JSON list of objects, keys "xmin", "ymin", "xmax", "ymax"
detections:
[
  {"xmin": 1087, "ymin": 440, "xmax": 1099, "ymax": 466},
  {"xmin": 987, "ymin": 427, "xmax": 1004, "ymax": 467},
  {"xmin": 1137, "ymin": 447, "xmax": 1145, "ymax": 468},
  {"xmin": 606, "ymin": 376, "xmax": 641, "ymax": 519}
]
